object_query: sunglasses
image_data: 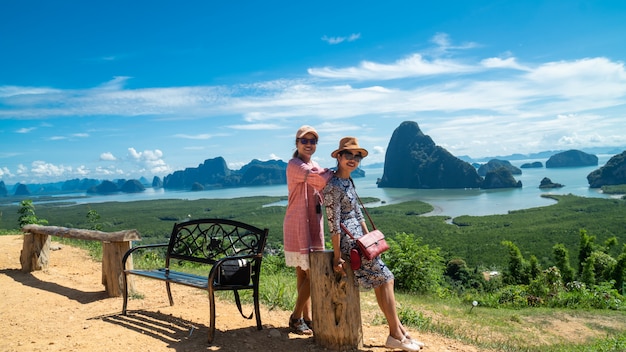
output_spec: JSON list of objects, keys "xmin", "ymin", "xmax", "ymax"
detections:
[
  {"xmin": 299, "ymin": 138, "xmax": 318, "ymax": 145},
  {"xmin": 341, "ymin": 152, "xmax": 363, "ymax": 162}
]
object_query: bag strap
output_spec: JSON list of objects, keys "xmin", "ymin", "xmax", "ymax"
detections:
[
  {"xmin": 338, "ymin": 178, "xmax": 377, "ymax": 238},
  {"xmin": 349, "ymin": 178, "xmax": 377, "ymax": 230},
  {"xmin": 340, "ymin": 223, "xmax": 354, "ymax": 239},
  {"xmin": 233, "ymin": 289, "xmax": 254, "ymax": 319}
]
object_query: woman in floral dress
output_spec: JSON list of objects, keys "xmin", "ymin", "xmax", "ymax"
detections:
[{"xmin": 323, "ymin": 136, "xmax": 425, "ymax": 351}]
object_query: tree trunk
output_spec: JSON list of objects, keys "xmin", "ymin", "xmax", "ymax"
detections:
[{"xmin": 310, "ymin": 250, "xmax": 362, "ymax": 351}]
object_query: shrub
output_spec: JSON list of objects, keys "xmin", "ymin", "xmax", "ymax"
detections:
[{"xmin": 384, "ymin": 232, "xmax": 445, "ymax": 294}]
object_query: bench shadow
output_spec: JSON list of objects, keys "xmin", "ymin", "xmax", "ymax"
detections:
[
  {"xmin": 98, "ymin": 310, "xmax": 385, "ymax": 352},
  {"xmin": 98, "ymin": 310, "xmax": 320, "ymax": 351},
  {"xmin": 0, "ymin": 268, "xmax": 108, "ymax": 304}
]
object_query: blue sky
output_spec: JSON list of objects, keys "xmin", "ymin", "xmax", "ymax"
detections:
[{"xmin": 2, "ymin": 0, "xmax": 626, "ymax": 184}]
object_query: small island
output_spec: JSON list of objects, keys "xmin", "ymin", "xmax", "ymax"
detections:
[{"xmin": 539, "ymin": 177, "xmax": 564, "ymax": 189}]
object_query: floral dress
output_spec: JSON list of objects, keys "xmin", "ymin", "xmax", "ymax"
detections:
[{"xmin": 323, "ymin": 175, "xmax": 394, "ymax": 289}]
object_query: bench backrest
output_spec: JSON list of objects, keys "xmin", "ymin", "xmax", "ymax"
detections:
[{"xmin": 165, "ymin": 218, "xmax": 268, "ymax": 266}]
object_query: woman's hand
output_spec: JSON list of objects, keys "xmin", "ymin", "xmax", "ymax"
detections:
[{"xmin": 333, "ymin": 256, "xmax": 346, "ymax": 276}]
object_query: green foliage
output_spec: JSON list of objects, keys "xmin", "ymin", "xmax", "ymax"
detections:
[
  {"xmin": 86, "ymin": 209, "xmax": 103, "ymax": 231},
  {"xmin": 601, "ymin": 184, "xmax": 626, "ymax": 194},
  {"xmin": 502, "ymin": 240, "xmax": 530, "ymax": 285},
  {"xmin": 384, "ymin": 232, "xmax": 445, "ymax": 294},
  {"xmin": 553, "ymin": 243, "xmax": 575, "ymax": 283},
  {"xmin": 579, "ymin": 229, "xmax": 596, "ymax": 275},
  {"xmin": 17, "ymin": 199, "xmax": 48, "ymax": 227},
  {"xmin": 613, "ymin": 246, "xmax": 626, "ymax": 295}
]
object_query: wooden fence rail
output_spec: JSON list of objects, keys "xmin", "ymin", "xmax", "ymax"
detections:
[{"xmin": 21, "ymin": 224, "xmax": 141, "ymax": 297}]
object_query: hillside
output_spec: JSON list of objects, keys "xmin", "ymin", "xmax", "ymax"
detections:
[{"xmin": 0, "ymin": 234, "xmax": 483, "ymax": 351}]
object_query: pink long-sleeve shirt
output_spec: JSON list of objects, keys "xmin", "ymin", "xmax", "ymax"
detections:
[{"xmin": 283, "ymin": 158, "xmax": 332, "ymax": 256}]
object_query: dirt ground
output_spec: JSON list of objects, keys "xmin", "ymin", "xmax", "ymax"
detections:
[{"xmin": 0, "ymin": 234, "xmax": 496, "ymax": 352}]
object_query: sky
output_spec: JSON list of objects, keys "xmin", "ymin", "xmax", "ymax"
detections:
[{"xmin": 1, "ymin": 0, "xmax": 626, "ymax": 185}]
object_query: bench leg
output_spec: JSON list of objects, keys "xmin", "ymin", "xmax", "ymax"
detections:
[
  {"xmin": 208, "ymin": 287, "xmax": 216, "ymax": 343},
  {"xmin": 166, "ymin": 282, "xmax": 174, "ymax": 306},
  {"xmin": 253, "ymin": 287, "xmax": 262, "ymax": 330},
  {"xmin": 122, "ymin": 273, "xmax": 129, "ymax": 315}
]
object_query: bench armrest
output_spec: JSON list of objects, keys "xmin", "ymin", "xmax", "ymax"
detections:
[{"xmin": 122, "ymin": 243, "xmax": 168, "ymax": 268}]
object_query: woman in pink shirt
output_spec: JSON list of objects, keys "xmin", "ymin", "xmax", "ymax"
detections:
[{"xmin": 283, "ymin": 125, "xmax": 332, "ymax": 335}]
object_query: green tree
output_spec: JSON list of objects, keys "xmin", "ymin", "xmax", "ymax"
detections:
[
  {"xmin": 589, "ymin": 251, "xmax": 617, "ymax": 283},
  {"xmin": 529, "ymin": 255, "xmax": 542, "ymax": 280},
  {"xmin": 17, "ymin": 200, "xmax": 48, "ymax": 228},
  {"xmin": 553, "ymin": 243, "xmax": 575, "ymax": 283},
  {"xmin": 581, "ymin": 255, "xmax": 596, "ymax": 285},
  {"xmin": 578, "ymin": 229, "xmax": 595, "ymax": 276},
  {"xmin": 613, "ymin": 244, "xmax": 626, "ymax": 294},
  {"xmin": 384, "ymin": 232, "xmax": 445, "ymax": 294},
  {"xmin": 86, "ymin": 209, "xmax": 103, "ymax": 231},
  {"xmin": 501, "ymin": 240, "xmax": 529, "ymax": 285},
  {"xmin": 603, "ymin": 236, "xmax": 618, "ymax": 254}
]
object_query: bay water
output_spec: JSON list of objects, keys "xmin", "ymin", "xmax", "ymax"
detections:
[{"xmin": 51, "ymin": 155, "xmax": 619, "ymax": 218}]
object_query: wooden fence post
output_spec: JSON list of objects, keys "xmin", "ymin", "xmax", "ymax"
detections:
[
  {"xmin": 310, "ymin": 250, "xmax": 363, "ymax": 351},
  {"xmin": 20, "ymin": 232, "xmax": 50, "ymax": 272},
  {"xmin": 102, "ymin": 240, "xmax": 134, "ymax": 297}
]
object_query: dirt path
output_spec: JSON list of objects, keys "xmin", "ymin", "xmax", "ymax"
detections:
[{"xmin": 0, "ymin": 235, "xmax": 487, "ymax": 351}]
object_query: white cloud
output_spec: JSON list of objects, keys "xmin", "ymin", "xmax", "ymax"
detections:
[
  {"xmin": 321, "ymin": 33, "xmax": 361, "ymax": 45},
  {"xmin": 307, "ymin": 53, "xmax": 478, "ymax": 80},
  {"xmin": 16, "ymin": 164, "xmax": 28, "ymax": 175},
  {"xmin": 30, "ymin": 161, "xmax": 74, "ymax": 177},
  {"xmin": 127, "ymin": 148, "xmax": 171, "ymax": 175},
  {"xmin": 228, "ymin": 123, "xmax": 284, "ymax": 130},
  {"xmin": 372, "ymin": 146, "xmax": 385, "ymax": 156},
  {"xmin": 0, "ymin": 167, "xmax": 12, "ymax": 178},
  {"xmin": 16, "ymin": 127, "xmax": 36, "ymax": 133},
  {"xmin": 430, "ymin": 32, "xmax": 479, "ymax": 53},
  {"xmin": 174, "ymin": 133, "xmax": 214, "ymax": 140},
  {"xmin": 481, "ymin": 57, "xmax": 529, "ymax": 71},
  {"xmin": 100, "ymin": 152, "xmax": 117, "ymax": 161}
]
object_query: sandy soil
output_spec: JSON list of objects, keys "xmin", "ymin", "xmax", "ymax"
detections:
[{"xmin": 1, "ymin": 234, "xmax": 492, "ymax": 351}]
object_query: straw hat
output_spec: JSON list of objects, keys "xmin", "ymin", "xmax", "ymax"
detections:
[
  {"xmin": 295, "ymin": 125, "xmax": 319, "ymax": 140},
  {"xmin": 331, "ymin": 137, "xmax": 369, "ymax": 158}
]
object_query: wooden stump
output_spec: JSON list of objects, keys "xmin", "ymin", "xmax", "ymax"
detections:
[
  {"xmin": 310, "ymin": 250, "xmax": 362, "ymax": 351},
  {"xmin": 102, "ymin": 241, "xmax": 134, "ymax": 297},
  {"xmin": 20, "ymin": 233, "xmax": 51, "ymax": 272}
]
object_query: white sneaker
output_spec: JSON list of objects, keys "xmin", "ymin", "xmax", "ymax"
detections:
[
  {"xmin": 385, "ymin": 335, "xmax": 421, "ymax": 351},
  {"xmin": 405, "ymin": 333, "xmax": 425, "ymax": 348}
]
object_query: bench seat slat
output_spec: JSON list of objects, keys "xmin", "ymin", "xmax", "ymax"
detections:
[{"xmin": 126, "ymin": 269, "xmax": 209, "ymax": 289}]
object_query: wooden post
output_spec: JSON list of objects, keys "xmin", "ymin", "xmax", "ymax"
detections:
[
  {"xmin": 102, "ymin": 241, "xmax": 134, "ymax": 297},
  {"xmin": 310, "ymin": 250, "xmax": 362, "ymax": 351},
  {"xmin": 20, "ymin": 233, "xmax": 51, "ymax": 272}
]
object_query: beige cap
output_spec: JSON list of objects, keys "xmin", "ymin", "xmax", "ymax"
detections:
[
  {"xmin": 295, "ymin": 125, "xmax": 319, "ymax": 140},
  {"xmin": 331, "ymin": 137, "xmax": 369, "ymax": 158}
]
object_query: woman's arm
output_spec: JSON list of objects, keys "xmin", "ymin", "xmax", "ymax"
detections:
[
  {"xmin": 323, "ymin": 182, "xmax": 346, "ymax": 274},
  {"xmin": 288, "ymin": 159, "xmax": 331, "ymax": 189}
]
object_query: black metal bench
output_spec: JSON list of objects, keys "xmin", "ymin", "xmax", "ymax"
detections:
[{"xmin": 121, "ymin": 218, "xmax": 269, "ymax": 343}]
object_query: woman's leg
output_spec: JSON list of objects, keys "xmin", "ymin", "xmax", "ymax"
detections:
[
  {"xmin": 374, "ymin": 280, "xmax": 423, "ymax": 349},
  {"xmin": 293, "ymin": 267, "xmax": 310, "ymax": 316},
  {"xmin": 373, "ymin": 279, "xmax": 404, "ymax": 340},
  {"xmin": 290, "ymin": 266, "xmax": 313, "ymax": 334}
]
